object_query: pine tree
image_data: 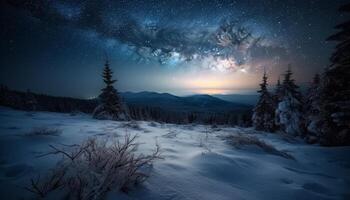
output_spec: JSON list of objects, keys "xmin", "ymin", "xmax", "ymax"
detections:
[
  {"xmin": 93, "ymin": 60, "xmax": 124, "ymax": 120},
  {"xmin": 275, "ymin": 66, "xmax": 304, "ymax": 135},
  {"xmin": 274, "ymin": 78, "xmax": 283, "ymax": 102},
  {"xmin": 304, "ymin": 74, "xmax": 322, "ymax": 143},
  {"xmin": 320, "ymin": 4, "xmax": 350, "ymax": 146},
  {"xmin": 273, "ymin": 78, "xmax": 283, "ymax": 129},
  {"xmin": 187, "ymin": 112, "xmax": 197, "ymax": 124},
  {"xmin": 252, "ymin": 71, "xmax": 275, "ymax": 132},
  {"xmin": 24, "ymin": 89, "xmax": 38, "ymax": 111}
]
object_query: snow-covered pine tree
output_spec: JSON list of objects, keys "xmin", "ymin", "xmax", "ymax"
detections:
[
  {"xmin": 273, "ymin": 78, "xmax": 283, "ymax": 129},
  {"xmin": 304, "ymin": 74, "xmax": 322, "ymax": 143},
  {"xmin": 275, "ymin": 66, "xmax": 304, "ymax": 135},
  {"xmin": 252, "ymin": 71, "xmax": 275, "ymax": 132},
  {"xmin": 320, "ymin": 4, "xmax": 350, "ymax": 146},
  {"xmin": 274, "ymin": 78, "xmax": 283, "ymax": 102},
  {"xmin": 93, "ymin": 60, "xmax": 124, "ymax": 120}
]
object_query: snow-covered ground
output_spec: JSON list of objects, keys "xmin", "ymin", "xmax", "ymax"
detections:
[{"xmin": 0, "ymin": 106, "xmax": 349, "ymax": 200}]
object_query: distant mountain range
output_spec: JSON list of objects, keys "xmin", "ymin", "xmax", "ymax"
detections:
[
  {"xmin": 0, "ymin": 88, "xmax": 254, "ymax": 124},
  {"xmin": 120, "ymin": 91, "xmax": 254, "ymax": 114},
  {"xmin": 213, "ymin": 94, "xmax": 258, "ymax": 106}
]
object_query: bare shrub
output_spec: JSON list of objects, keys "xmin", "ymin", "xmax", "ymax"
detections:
[
  {"xmin": 198, "ymin": 131, "xmax": 211, "ymax": 152},
  {"xmin": 28, "ymin": 134, "xmax": 161, "ymax": 199},
  {"xmin": 279, "ymin": 132, "xmax": 299, "ymax": 143},
  {"xmin": 25, "ymin": 167, "xmax": 66, "ymax": 198},
  {"xmin": 25, "ymin": 127, "xmax": 62, "ymax": 137},
  {"xmin": 183, "ymin": 124, "xmax": 194, "ymax": 130},
  {"xmin": 162, "ymin": 130, "xmax": 178, "ymax": 138},
  {"xmin": 198, "ymin": 131, "xmax": 209, "ymax": 147},
  {"xmin": 225, "ymin": 134, "xmax": 294, "ymax": 160},
  {"xmin": 148, "ymin": 122, "xmax": 158, "ymax": 127},
  {"xmin": 121, "ymin": 121, "xmax": 142, "ymax": 131}
]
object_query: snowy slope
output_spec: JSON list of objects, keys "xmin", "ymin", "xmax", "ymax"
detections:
[{"xmin": 0, "ymin": 106, "xmax": 349, "ymax": 200}]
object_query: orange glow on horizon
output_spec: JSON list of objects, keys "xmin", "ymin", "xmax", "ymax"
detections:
[
  {"xmin": 194, "ymin": 88, "xmax": 232, "ymax": 95},
  {"xmin": 171, "ymin": 69, "xmax": 259, "ymax": 95}
]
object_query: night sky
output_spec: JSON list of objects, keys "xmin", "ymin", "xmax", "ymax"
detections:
[{"xmin": 0, "ymin": 0, "xmax": 348, "ymax": 98}]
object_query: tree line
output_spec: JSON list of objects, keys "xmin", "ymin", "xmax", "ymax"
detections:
[
  {"xmin": 252, "ymin": 4, "xmax": 350, "ymax": 146},
  {"xmin": 89, "ymin": 59, "xmax": 251, "ymax": 126},
  {"xmin": 0, "ymin": 80, "xmax": 251, "ymax": 126}
]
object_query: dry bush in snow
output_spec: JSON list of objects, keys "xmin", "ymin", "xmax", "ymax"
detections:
[
  {"xmin": 121, "ymin": 121, "xmax": 143, "ymax": 131},
  {"xmin": 28, "ymin": 134, "xmax": 161, "ymax": 200},
  {"xmin": 225, "ymin": 134, "xmax": 294, "ymax": 160},
  {"xmin": 162, "ymin": 130, "xmax": 179, "ymax": 138},
  {"xmin": 25, "ymin": 127, "xmax": 62, "ymax": 137},
  {"xmin": 198, "ymin": 131, "xmax": 209, "ymax": 147},
  {"xmin": 25, "ymin": 167, "xmax": 66, "ymax": 198},
  {"xmin": 148, "ymin": 122, "xmax": 158, "ymax": 127},
  {"xmin": 197, "ymin": 130, "xmax": 212, "ymax": 152}
]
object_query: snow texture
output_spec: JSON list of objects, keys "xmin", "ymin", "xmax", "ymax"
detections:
[
  {"xmin": 0, "ymin": 106, "xmax": 349, "ymax": 200},
  {"xmin": 275, "ymin": 95, "xmax": 303, "ymax": 135}
]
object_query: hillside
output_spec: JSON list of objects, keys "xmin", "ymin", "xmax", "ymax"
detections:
[
  {"xmin": 213, "ymin": 94, "xmax": 259, "ymax": 106},
  {"xmin": 0, "ymin": 88, "xmax": 253, "ymax": 125},
  {"xmin": 0, "ymin": 107, "xmax": 349, "ymax": 200},
  {"xmin": 121, "ymin": 92, "xmax": 251, "ymax": 113}
]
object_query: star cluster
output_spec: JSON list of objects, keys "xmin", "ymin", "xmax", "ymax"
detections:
[{"xmin": 0, "ymin": 0, "xmax": 348, "ymax": 96}]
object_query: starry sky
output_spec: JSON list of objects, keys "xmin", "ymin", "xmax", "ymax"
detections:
[{"xmin": 0, "ymin": 0, "xmax": 348, "ymax": 98}]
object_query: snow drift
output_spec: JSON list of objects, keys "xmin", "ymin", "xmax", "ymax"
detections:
[{"xmin": 0, "ymin": 107, "xmax": 349, "ymax": 200}]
